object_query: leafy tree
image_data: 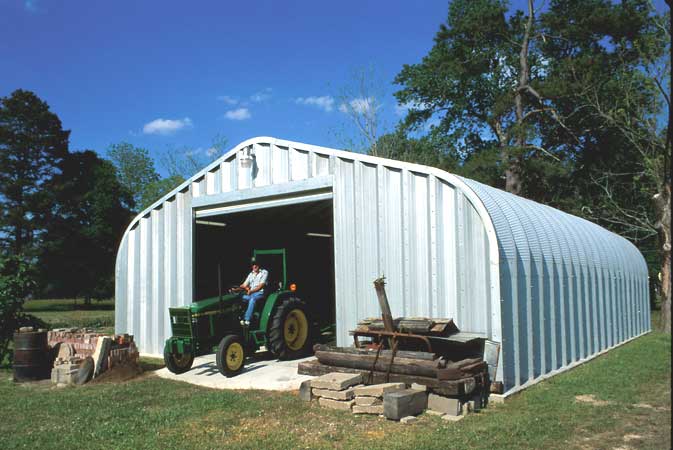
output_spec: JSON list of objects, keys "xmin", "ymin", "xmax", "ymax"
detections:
[
  {"xmin": 107, "ymin": 142, "xmax": 160, "ymax": 212},
  {"xmin": 0, "ymin": 254, "xmax": 34, "ymax": 365},
  {"xmin": 38, "ymin": 151, "xmax": 133, "ymax": 303},
  {"xmin": 0, "ymin": 90, "xmax": 70, "ymax": 256}
]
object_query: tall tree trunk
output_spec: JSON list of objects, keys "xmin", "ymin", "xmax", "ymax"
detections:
[
  {"xmin": 509, "ymin": 0, "xmax": 535, "ymax": 197},
  {"xmin": 654, "ymin": 180, "xmax": 671, "ymax": 333}
]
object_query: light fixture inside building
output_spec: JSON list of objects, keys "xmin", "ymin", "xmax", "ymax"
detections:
[
  {"xmin": 306, "ymin": 232, "xmax": 331, "ymax": 238},
  {"xmin": 195, "ymin": 220, "xmax": 227, "ymax": 227}
]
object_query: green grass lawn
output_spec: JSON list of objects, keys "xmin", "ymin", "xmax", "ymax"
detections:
[
  {"xmin": 1, "ymin": 327, "xmax": 669, "ymax": 449},
  {"xmin": 24, "ymin": 298, "xmax": 115, "ymax": 331}
]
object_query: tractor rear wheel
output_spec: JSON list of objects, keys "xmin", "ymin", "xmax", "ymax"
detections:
[
  {"xmin": 163, "ymin": 348, "xmax": 194, "ymax": 374},
  {"xmin": 216, "ymin": 334, "xmax": 246, "ymax": 377},
  {"xmin": 268, "ymin": 297, "xmax": 311, "ymax": 359}
]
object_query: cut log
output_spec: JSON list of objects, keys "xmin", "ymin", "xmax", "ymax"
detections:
[
  {"xmin": 312, "ymin": 344, "xmax": 437, "ymax": 361},
  {"xmin": 314, "ymin": 350, "xmax": 441, "ymax": 378}
]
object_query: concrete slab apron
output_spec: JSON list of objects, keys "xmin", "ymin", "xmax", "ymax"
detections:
[{"xmin": 155, "ymin": 354, "xmax": 315, "ymax": 391}]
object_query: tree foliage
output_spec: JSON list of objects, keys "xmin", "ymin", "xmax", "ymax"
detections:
[
  {"xmin": 0, "ymin": 254, "xmax": 34, "ymax": 365},
  {"xmin": 0, "ymin": 90, "xmax": 70, "ymax": 256}
]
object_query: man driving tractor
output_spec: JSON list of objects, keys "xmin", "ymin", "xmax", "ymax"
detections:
[{"xmin": 231, "ymin": 260, "xmax": 268, "ymax": 326}]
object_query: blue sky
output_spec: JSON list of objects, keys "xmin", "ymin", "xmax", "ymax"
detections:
[
  {"xmin": 1, "ymin": 0, "xmax": 668, "ymax": 175},
  {"xmin": 1, "ymin": 0, "xmax": 450, "ymax": 172}
]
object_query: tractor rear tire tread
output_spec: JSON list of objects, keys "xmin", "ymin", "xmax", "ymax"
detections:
[{"xmin": 267, "ymin": 297, "xmax": 311, "ymax": 360}]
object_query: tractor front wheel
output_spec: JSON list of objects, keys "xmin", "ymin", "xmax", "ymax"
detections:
[
  {"xmin": 216, "ymin": 334, "xmax": 246, "ymax": 377},
  {"xmin": 163, "ymin": 348, "xmax": 194, "ymax": 374},
  {"xmin": 268, "ymin": 297, "xmax": 311, "ymax": 360}
]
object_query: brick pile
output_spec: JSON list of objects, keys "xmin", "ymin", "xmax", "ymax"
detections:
[
  {"xmin": 301, "ymin": 372, "xmax": 485, "ymax": 422},
  {"xmin": 47, "ymin": 329, "xmax": 139, "ymax": 386}
]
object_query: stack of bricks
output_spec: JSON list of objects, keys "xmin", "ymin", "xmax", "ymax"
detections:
[
  {"xmin": 48, "ymin": 329, "xmax": 102, "ymax": 357},
  {"xmin": 352, "ymin": 382, "xmax": 405, "ymax": 415},
  {"xmin": 51, "ymin": 355, "xmax": 84, "ymax": 385},
  {"xmin": 308, "ymin": 372, "xmax": 364, "ymax": 411}
]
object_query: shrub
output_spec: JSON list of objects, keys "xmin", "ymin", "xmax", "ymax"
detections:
[{"xmin": 0, "ymin": 255, "xmax": 35, "ymax": 365}]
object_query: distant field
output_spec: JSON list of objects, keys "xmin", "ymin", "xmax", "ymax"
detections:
[{"xmin": 24, "ymin": 298, "xmax": 114, "ymax": 331}]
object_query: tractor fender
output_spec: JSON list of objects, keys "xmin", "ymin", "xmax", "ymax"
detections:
[{"xmin": 259, "ymin": 290, "xmax": 296, "ymax": 334}]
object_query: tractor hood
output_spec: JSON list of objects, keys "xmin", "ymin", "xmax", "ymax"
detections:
[{"xmin": 189, "ymin": 293, "xmax": 241, "ymax": 313}]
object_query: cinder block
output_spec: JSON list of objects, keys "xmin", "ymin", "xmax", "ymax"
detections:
[
  {"xmin": 355, "ymin": 396, "xmax": 382, "ymax": 406},
  {"xmin": 311, "ymin": 372, "xmax": 362, "ymax": 391},
  {"xmin": 313, "ymin": 387, "xmax": 355, "ymax": 400},
  {"xmin": 353, "ymin": 405, "xmax": 384, "ymax": 415},
  {"xmin": 383, "ymin": 389, "xmax": 427, "ymax": 420},
  {"xmin": 428, "ymin": 393, "xmax": 461, "ymax": 416},
  {"xmin": 299, "ymin": 380, "xmax": 313, "ymax": 401},
  {"xmin": 353, "ymin": 382, "xmax": 406, "ymax": 397},
  {"xmin": 318, "ymin": 397, "xmax": 355, "ymax": 411}
]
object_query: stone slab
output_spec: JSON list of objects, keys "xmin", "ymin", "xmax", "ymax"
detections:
[
  {"xmin": 313, "ymin": 387, "xmax": 355, "ymax": 400},
  {"xmin": 299, "ymin": 380, "xmax": 313, "ymax": 401},
  {"xmin": 355, "ymin": 396, "xmax": 382, "ymax": 406},
  {"xmin": 353, "ymin": 382, "xmax": 406, "ymax": 397},
  {"xmin": 383, "ymin": 389, "xmax": 427, "ymax": 420},
  {"xmin": 410, "ymin": 383, "xmax": 428, "ymax": 391},
  {"xmin": 441, "ymin": 414, "xmax": 464, "ymax": 422},
  {"xmin": 318, "ymin": 397, "xmax": 355, "ymax": 411},
  {"xmin": 353, "ymin": 404, "xmax": 384, "ymax": 415},
  {"xmin": 428, "ymin": 393, "xmax": 461, "ymax": 416},
  {"xmin": 311, "ymin": 372, "xmax": 362, "ymax": 391},
  {"xmin": 400, "ymin": 416, "xmax": 418, "ymax": 424}
]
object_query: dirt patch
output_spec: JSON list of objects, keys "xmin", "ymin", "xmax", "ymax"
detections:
[
  {"xmin": 575, "ymin": 394, "xmax": 613, "ymax": 406},
  {"xmin": 89, "ymin": 362, "xmax": 143, "ymax": 384}
]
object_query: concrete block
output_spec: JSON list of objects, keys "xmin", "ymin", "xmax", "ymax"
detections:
[
  {"xmin": 410, "ymin": 383, "xmax": 428, "ymax": 391},
  {"xmin": 441, "ymin": 414, "xmax": 464, "ymax": 422},
  {"xmin": 400, "ymin": 416, "xmax": 418, "ymax": 424},
  {"xmin": 299, "ymin": 380, "xmax": 313, "ymax": 401},
  {"xmin": 355, "ymin": 396, "xmax": 382, "ymax": 406},
  {"xmin": 318, "ymin": 397, "xmax": 355, "ymax": 411},
  {"xmin": 428, "ymin": 393, "xmax": 461, "ymax": 416},
  {"xmin": 489, "ymin": 394, "xmax": 506, "ymax": 404},
  {"xmin": 313, "ymin": 387, "xmax": 355, "ymax": 400},
  {"xmin": 311, "ymin": 372, "xmax": 362, "ymax": 391},
  {"xmin": 353, "ymin": 382, "xmax": 406, "ymax": 397},
  {"xmin": 352, "ymin": 404, "xmax": 384, "ymax": 415},
  {"xmin": 383, "ymin": 389, "xmax": 427, "ymax": 420}
]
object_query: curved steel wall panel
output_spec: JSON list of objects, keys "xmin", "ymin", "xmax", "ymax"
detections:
[
  {"xmin": 115, "ymin": 136, "xmax": 648, "ymax": 395},
  {"xmin": 461, "ymin": 178, "xmax": 650, "ymax": 393}
]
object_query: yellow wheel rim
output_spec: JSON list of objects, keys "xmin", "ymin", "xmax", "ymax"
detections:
[
  {"xmin": 173, "ymin": 353, "xmax": 191, "ymax": 368},
  {"xmin": 283, "ymin": 309, "xmax": 308, "ymax": 351},
  {"xmin": 226, "ymin": 342, "xmax": 244, "ymax": 371}
]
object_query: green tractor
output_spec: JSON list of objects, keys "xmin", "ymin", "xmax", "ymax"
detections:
[{"xmin": 163, "ymin": 249, "xmax": 312, "ymax": 376}]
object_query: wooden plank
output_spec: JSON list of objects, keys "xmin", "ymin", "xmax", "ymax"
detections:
[
  {"xmin": 373, "ymin": 277, "xmax": 395, "ymax": 332},
  {"xmin": 312, "ymin": 344, "xmax": 437, "ymax": 361}
]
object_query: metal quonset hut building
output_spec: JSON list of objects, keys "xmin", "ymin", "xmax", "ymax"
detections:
[{"xmin": 115, "ymin": 136, "xmax": 650, "ymax": 394}]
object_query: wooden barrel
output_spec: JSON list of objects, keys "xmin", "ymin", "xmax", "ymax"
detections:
[{"xmin": 13, "ymin": 330, "xmax": 49, "ymax": 381}]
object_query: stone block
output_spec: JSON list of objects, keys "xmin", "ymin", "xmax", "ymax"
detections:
[
  {"xmin": 410, "ymin": 383, "xmax": 427, "ymax": 391},
  {"xmin": 441, "ymin": 414, "xmax": 464, "ymax": 422},
  {"xmin": 383, "ymin": 389, "xmax": 427, "ymax": 420},
  {"xmin": 428, "ymin": 393, "xmax": 461, "ymax": 416},
  {"xmin": 353, "ymin": 382, "xmax": 406, "ymax": 397},
  {"xmin": 313, "ymin": 387, "xmax": 355, "ymax": 400},
  {"xmin": 400, "ymin": 416, "xmax": 418, "ymax": 424},
  {"xmin": 318, "ymin": 397, "xmax": 355, "ymax": 411},
  {"xmin": 299, "ymin": 380, "xmax": 313, "ymax": 401},
  {"xmin": 311, "ymin": 372, "xmax": 362, "ymax": 391},
  {"xmin": 355, "ymin": 396, "xmax": 382, "ymax": 406},
  {"xmin": 352, "ymin": 404, "xmax": 384, "ymax": 415}
]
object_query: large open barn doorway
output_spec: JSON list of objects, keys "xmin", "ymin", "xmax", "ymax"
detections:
[{"xmin": 193, "ymin": 198, "xmax": 335, "ymax": 336}]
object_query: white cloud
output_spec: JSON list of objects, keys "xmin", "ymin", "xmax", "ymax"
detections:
[
  {"xmin": 295, "ymin": 95, "xmax": 335, "ymax": 112},
  {"xmin": 206, "ymin": 147, "xmax": 219, "ymax": 157},
  {"xmin": 395, "ymin": 101, "xmax": 430, "ymax": 117},
  {"xmin": 142, "ymin": 117, "xmax": 193, "ymax": 135},
  {"xmin": 224, "ymin": 108, "xmax": 251, "ymax": 120},
  {"xmin": 339, "ymin": 97, "xmax": 377, "ymax": 114},
  {"xmin": 217, "ymin": 95, "xmax": 238, "ymax": 105},
  {"xmin": 250, "ymin": 88, "xmax": 272, "ymax": 103}
]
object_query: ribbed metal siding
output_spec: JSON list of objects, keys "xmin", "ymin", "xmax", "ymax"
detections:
[
  {"xmin": 461, "ymin": 179, "xmax": 650, "ymax": 393},
  {"xmin": 116, "ymin": 138, "xmax": 500, "ymax": 359}
]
